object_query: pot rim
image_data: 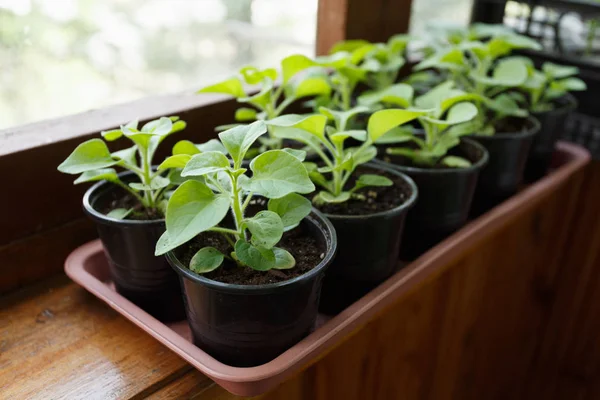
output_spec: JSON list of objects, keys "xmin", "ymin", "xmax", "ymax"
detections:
[
  {"xmin": 166, "ymin": 209, "xmax": 337, "ymax": 294},
  {"xmin": 378, "ymin": 137, "xmax": 489, "ymax": 175},
  {"xmin": 323, "ymin": 162, "xmax": 418, "ymax": 221},
  {"xmin": 83, "ymin": 171, "xmax": 165, "ymax": 227},
  {"xmin": 472, "ymin": 115, "xmax": 541, "ymax": 140}
]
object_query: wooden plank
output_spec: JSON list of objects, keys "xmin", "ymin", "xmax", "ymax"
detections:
[
  {"xmin": 316, "ymin": 0, "xmax": 413, "ymax": 55},
  {"xmin": 145, "ymin": 370, "xmax": 215, "ymax": 400},
  {"xmin": 0, "ymin": 94, "xmax": 237, "ymax": 246},
  {"xmin": 524, "ymin": 160, "xmax": 600, "ymax": 399},
  {"xmin": 0, "ymin": 275, "xmax": 193, "ymax": 400},
  {"xmin": 251, "ymin": 164, "xmax": 585, "ymax": 400},
  {"xmin": 0, "ymin": 218, "xmax": 96, "ymax": 294}
]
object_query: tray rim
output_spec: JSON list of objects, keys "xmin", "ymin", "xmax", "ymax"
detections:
[{"xmin": 64, "ymin": 142, "xmax": 590, "ymax": 397}]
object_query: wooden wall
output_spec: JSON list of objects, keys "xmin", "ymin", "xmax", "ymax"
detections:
[{"xmin": 250, "ymin": 151, "xmax": 593, "ymax": 400}]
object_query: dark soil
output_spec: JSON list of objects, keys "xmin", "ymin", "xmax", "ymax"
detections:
[
  {"xmin": 176, "ymin": 222, "xmax": 326, "ymax": 285},
  {"xmin": 97, "ymin": 188, "xmax": 162, "ymax": 221},
  {"xmin": 378, "ymin": 140, "xmax": 484, "ymax": 170},
  {"xmin": 313, "ymin": 166, "xmax": 412, "ymax": 216}
]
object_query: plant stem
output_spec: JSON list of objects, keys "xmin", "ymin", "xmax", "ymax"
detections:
[
  {"xmin": 140, "ymin": 147, "xmax": 154, "ymax": 208},
  {"xmin": 114, "ymin": 179, "xmax": 146, "ymax": 206},
  {"xmin": 209, "ymin": 226, "xmax": 241, "ymax": 236},
  {"xmin": 230, "ymin": 173, "xmax": 246, "ymax": 241}
]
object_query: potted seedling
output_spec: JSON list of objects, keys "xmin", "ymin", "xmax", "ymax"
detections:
[
  {"xmin": 515, "ymin": 61, "xmax": 587, "ymax": 181},
  {"xmin": 413, "ymin": 37, "xmax": 543, "ymax": 213},
  {"xmin": 362, "ymin": 81, "xmax": 489, "ymax": 259},
  {"xmin": 57, "ymin": 116, "xmax": 187, "ymax": 322},
  {"xmin": 329, "ymin": 35, "xmax": 410, "ymax": 91},
  {"xmin": 267, "ymin": 107, "xmax": 421, "ymax": 314},
  {"xmin": 154, "ymin": 121, "xmax": 337, "ymax": 367},
  {"xmin": 197, "ymin": 56, "xmax": 331, "ymax": 155}
]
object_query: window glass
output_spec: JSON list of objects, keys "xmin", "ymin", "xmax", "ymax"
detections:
[{"xmin": 0, "ymin": 0, "xmax": 317, "ymax": 130}]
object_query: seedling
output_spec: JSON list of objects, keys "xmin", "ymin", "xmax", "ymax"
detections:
[
  {"xmin": 154, "ymin": 121, "xmax": 316, "ymax": 274},
  {"xmin": 329, "ymin": 35, "xmax": 410, "ymax": 91},
  {"xmin": 516, "ymin": 61, "xmax": 587, "ymax": 113},
  {"xmin": 411, "ymin": 33, "xmax": 542, "ymax": 134},
  {"xmin": 266, "ymin": 107, "xmax": 424, "ymax": 204},
  {"xmin": 359, "ymin": 81, "xmax": 479, "ymax": 168},
  {"xmin": 197, "ymin": 56, "xmax": 331, "ymax": 151},
  {"xmin": 57, "ymin": 116, "xmax": 187, "ymax": 219}
]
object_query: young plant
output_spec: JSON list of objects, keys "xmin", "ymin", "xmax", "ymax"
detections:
[
  {"xmin": 516, "ymin": 61, "xmax": 587, "ymax": 113},
  {"xmin": 57, "ymin": 116, "xmax": 187, "ymax": 219},
  {"xmin": 154, "ymin": 121, "xmax": 316, "ymax": 274},
  {"xmin": 197, "ymin": 56, "xmax": 331, "ymax": 151},
  {"xmin": 266, "ymin": 107, "xmax": 424, "ymax": 204},
  {"xmin": 360, "ymin": 81, "xmax": 480, "ymax": 168},
  {"xmin": 411, "ymin": 33, "xmax": 542, "ymax": 134},
  {"xmin": 329, "ymin": 35, "xmax": 410, "ymax": 90}
]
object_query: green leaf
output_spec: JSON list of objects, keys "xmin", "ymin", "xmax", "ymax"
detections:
[
  {"xmin": 189, "ymin": 247, "xmax": 224, "ymax": 273},
  {"xmin": 442, "ymin": 155, "xmax": 471, "ymax": 168},
  {"xmin": 266, "ymin": 114, "xmax": 328, "ymax": 142},
  {"xmin": 106, "ymin": 208, "xmax": 133, "ymax": 220},
  {"xmin": 239, "ymin": 66, "xmax": 277, "ymax": 85},
  {"xmin": 292, "ymin": 76, "xmax": 332, "ymax": 98},
  {"xmin": 239, "ymin": 79, "xmax": 273, "ymax": 109},
  {"xmin": 355, "ymin": 174, "xmax": 393, "ymax": 189},
  {"xmin": 197, "ymin": 139, "xmax": 228, "ymax": 154},
  {"xmin": 358, "ymin": 84, "xmax": 414, "ymax": 108},
  {"xmin": 330, "ymin": 130, "xmax": 367, "ymax": 145},
  {"xmin": 112, "ymin": 146, "xmax": 137, "ymax": 167},
  {"xmin": 198, "ymin": 77, "xmax": 245, "ymax": 97},
  {"xmin": 218, "ymin": 121, "xmax": 267, "ymax": 166},
  {"xmin": 318, "ymin": 106, "xmax": 370, "ymax": 131},
  {"xmin": 349, "ymin": 145, "xmax": 377, "ymax": 165},
  {"xmin": 488, "ymin": 34, "xmax": 542, "ymax": 58},
  {"xmin": 156, "ymin": 180, "xmax": 231, "ymax": 255},
  {"xmin": 74, "ymin": 168, "xmax": 119, "ymax": 184},
  {"xmin": 273, "ymin": 247, "xmax": 296, "ymax": 270},
  {"xmin": 414, "ymin": 80, "xmax": 456, "ymax": 109},
  {"xmin": 330, "ymin": 39, "xmax": 372, "ymax": 54},
  {"xmin": 244, "ymin": 210, "xmax": 284, "ymax": 249},
  {"xmin": 374, "ymin": 126, "xmax": 416, "ymax": 144},
  {"xmin": 281, "ymin": 54, "xmax": 318, "ymax": 83},
  {"xmin": 270, "ymin": 126, "xmax": 322, "ymax": 149},
  {"xmin": 446, "ymin": 102, "xmax": 478, "ymax": 124},
  {"xmin": 493, "ymin": 58, "xmax": 529, "ymax": 86},
  {"xmin": 282, "ymin": 148, "xmax": 307, "ymax": 161},
  {"xmin": 181, "ymin": 151, "xmax": 230, "ymax": 177},
  {"xmin": 543, "ymin": 62, "xmax": 579, "ymax": 79},
  {"xmin": 58, "ymin": 139, "xmax": 118, "ymax": 174},
  {"xmin": 142, "ymin": 117, "xmax": 173, "ymax": 135},
  {"xmin": 235, "ymin": 107, "xmax": 258, "ymax": 122},
  {"xmin": 247, "ymin": 150, "xmax": 315, "ymax": 198},
  {"xmin": 173, "ymin": 140, "xmax": 201, "ymax": 155},
  {"xmin": 559, "ymin": 77, "xmax": 587, "ymax": 91},
  {"xmin": 129, "ymin": 176, "xmax": 170, "ymax": 191},
  {"xmin": 158, "ymin": 154, "xmax": 192, "ymax": 170},
  {"xmin": 318, "ymin": 191, "xmax": 351, "ymax": 203},
  {"xmin": 268, "ymin": 193, "xmax": 312, "ymax": 231},
  {"xmin": 235, "ymin": 240, "xmax": 276, "ymax": 271},
  {"xmin": 368, "ymin": 109, "xmax": 425, "ymax": 143},
  {"xmin": 101, "ymin": 129, "xmax": 123, "ymax": 141},
  {"xmin": 487, "ymin": 94, "xmax": 528, "ymax": 118}
]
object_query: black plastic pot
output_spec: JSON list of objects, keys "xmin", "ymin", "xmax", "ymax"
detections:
[
  {"xmin": 376, "ymin": 138, "xmax": 489, "ymax": 260},
  {"xmin": 469, "ymin": 116, "xmax": 540, "ymax": 216},
  {"xmin": 318, "ymin": 163, "xmax": 418, "ymax": 315},
  {"xmin": 167, "ymin": 210, "xmax": 337, "ymax": 367},
  {"xmin": 83, "ymin": 174, "xmax": 185, "ymax": 322},
  {"xmin": 525, "ymin": 93, "xmax": 577, "ymax": 182}
]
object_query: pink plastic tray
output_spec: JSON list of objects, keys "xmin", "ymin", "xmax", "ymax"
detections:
[{"xmin": 65, "ymin": 142, "xmax": 590, "ymax": 397}]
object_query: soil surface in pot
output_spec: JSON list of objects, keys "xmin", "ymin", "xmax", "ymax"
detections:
[
  {"xmin": 176, "ymin": 210, "xmax": 326, "ymax": 286},
  {"xmin": 98, "ymin": 190, "xmax": 162, "ymax": 221},
  {"xmin": 312, "ymin": 166, "xmax": 412, "ymax": 216},
  {"xmin": 378, "ymin": 141, "xmax": 482, "ymax": 170}
]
